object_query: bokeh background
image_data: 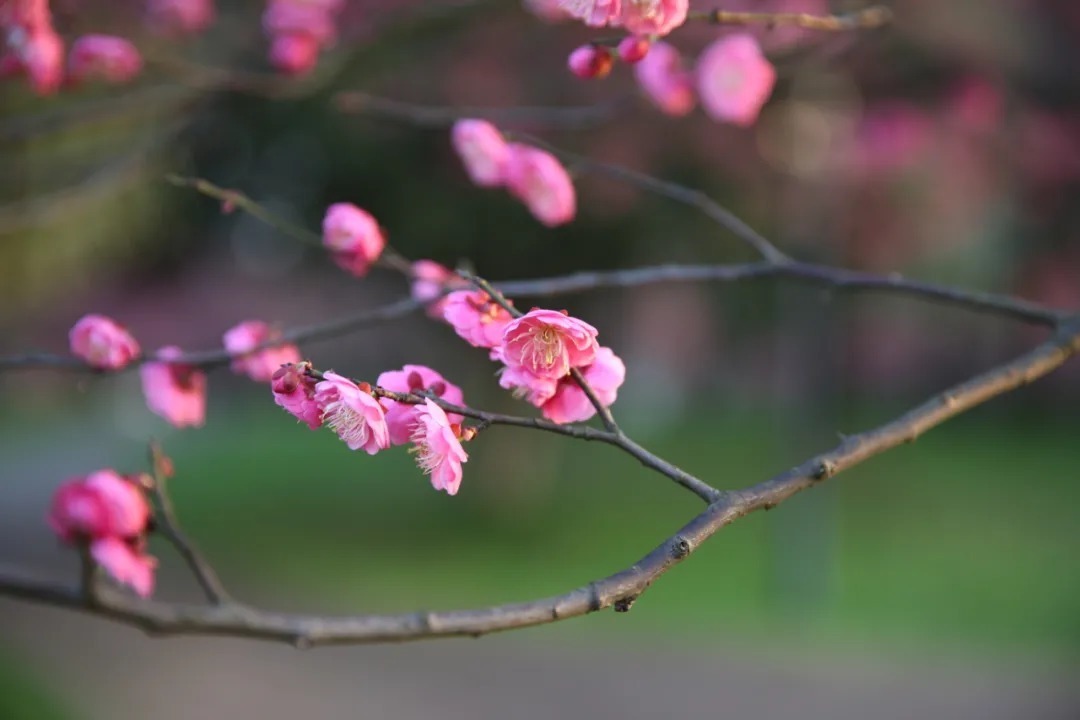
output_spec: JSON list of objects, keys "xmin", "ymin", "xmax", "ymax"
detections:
[{"xmin": 1, "ymin": 1, "xmax": 1078, "ymax": 718}]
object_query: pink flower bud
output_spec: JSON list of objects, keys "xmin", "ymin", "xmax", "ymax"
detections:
[
  {"xmin": 271, "ymin": 364, "xmax": 322, "ymax": 429},
  {"xmin": 617, "ymin": 36, "xmax": 650, "ymax": 63},
  {"xmin": 145, "ymin": 0, "xmax": 216, "ymax": 36},
  {"xmin": 411, "ymin": 399, "xmax": 468, "ymax": 496},
  {"xmin": 442, "ymin": 290, "xmax": 514, "ymax": 349},
  {"xmin": 269, "ymin": 33, "xmax": 320, "ymax": 75},
  {"xmin": 451, "ymin": 119, "xmax": 510, "ymax": 188},
  {"xmin": 48, "ymin": 480, "xmax": 110, "ymax": 542},
  {"xmin": 696, "ymin": 33, "xmax": 776, "ymax": 127},
  {"xmin": 321, "ymin": 202, "xmax": 386, "ymax": 277},
  {"xmin": 223, "ymin": 320, "xmax": 302, "ymax": 382},
  {"xmin": 140, "ymin": 346, "xmax": 206, "ymax": 428},
  {"xmin": 90, "ymin": 537, "xmax": 156, "ymax": 598},
  {"xmin": 504, "ymin": 144, "xmax": 576, "ymax": 228},
  {"xmin": 68, "ymin": 34, "xmax": 142, "ymax": 84},
  {"xmin": 69, "ymin": 314, "xmax": 141, "ymax": 370},
  {"xmin": 314, "ymin": 371, "xmax": 390, "ymax": 454},
  {"xmin": 634, "ymin": 41, "xmax": 695, "ymax": 117},
  {"xmin": 376, "ymin": 365, "xmax": 465, "ymax": 446},
  {"xmin": 567, "ymin": 44, "xmax": 613, "ymax": 79},
  {"xmin": 501, "ymin": 308, "xmax": 599, "ymax": 380},
  {"xmin": 541, "ymin": 346, "xmax": 626, "ymax": 423}
]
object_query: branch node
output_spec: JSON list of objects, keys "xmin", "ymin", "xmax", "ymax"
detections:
[
  {"xmin": 613, "ymin": 595, "xmax": 638, "ymax": 613},
  {"xmin": 671, "ymin": 536, "xmax": 692, "ymax": 559},
  {"xmin": 813, "ymin": 460, "xmax": 836, "ymax": 480}
]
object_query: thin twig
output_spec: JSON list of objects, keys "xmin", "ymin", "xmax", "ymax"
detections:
[
  {"xmin": 4, "ymin": 318, "xmax": 1076, "ymax": 645},
  {"xmin": 146, "ymin": 442, "xmax": 232, "ymax": 605},
  {"xmin": 689, "ymin": 5, "xmax": 893, "ymax": 31}
]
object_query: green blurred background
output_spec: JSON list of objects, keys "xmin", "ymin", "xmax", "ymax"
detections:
[{"xmin": 1, "ymin": 1, "xmax": 1078, "ymax": 718}]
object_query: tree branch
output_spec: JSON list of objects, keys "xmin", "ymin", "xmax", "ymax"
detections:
[
  {"xmin": 3, "ymin": 320, "xmax": 1076, "ymax": 646},
  {"xmin": 689, "ymin": 5, "xmax": 893, "ymax": 31}
]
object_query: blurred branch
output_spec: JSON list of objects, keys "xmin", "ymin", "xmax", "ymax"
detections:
[
  {"xmin": 689, "ymin": 5, "xmax": 893, "ymax": 30},
  {"xmin": 334, "ymin": 91, "xmax": 633, "ymax": 130},
  {"xmin": 3, "ymin": 317, "xmax": 1077, "ymax": 645}
]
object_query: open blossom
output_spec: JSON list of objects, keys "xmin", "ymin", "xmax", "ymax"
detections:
[
  {"xmin": 223, "ymin": 320, "xmax": 301, "ymax": 382},
  {"xmin": 322, "ymin": 202, "xmax": 386, "ymax": 277},
  {"xmin": 452, "ymin": 119, "xmax": 511, "ymax": 188},
  {"xmin": 501, "ymin": 309, "xmax": 599, "ymax": 380},
  {"xmin": 91, "ymin": 537, "xmax": 156, "ymax": 598},
  {"xmin": 541, "ymin": 346, "xmax": 626, "ymax": 423},
  {"xmin": 504, "ymin": 144, "xmax": 576, "ymax": 227},
  {"xmin": 377, "ymin": 365, "xmax": 464, "ymax": 446},
  {"xmin": 272, "ymin": 363, "xmax": 322, "ymax": 429},
  {"xmin": 68, "ymin": 35, "xmax": 142, "ymax": 84},
  {"xmin": 634, "ymin": 41, "xmax": 695, "ymax": 116},
  {"xmin": 443, "ymin": 290, "xmax": 514, "ymax": 349},
  {"xmin": 696, "ymin": 34, "xmax": 776, "ymax": 127},
  {"xmin": 140, "ymin": 346, "xmax": 206, "ymax": 428},
  {"xmin": 69, "ymin": 314, "xmax": 140, "ymax": 370},
  {"xmin": 314, "ymin": 371, "xmax": 390, "ymax": 454},
  {"xmin": 558, "ymin": 0, "xmax": 621, "ymax": 27},
  {"xmin": 48, "ymin": 470, "xmax": 150, "ymax": 542},
  {"xmin": 146, "ymin": 0, "xmax": 216, "ymax": 35},
  {"xmin": 620, "ymin": 0, "xmax": 688, "ymax": 37},
  {"xmin": 410, "ymin": 399, "xmax": 468, "ymax": 496}
]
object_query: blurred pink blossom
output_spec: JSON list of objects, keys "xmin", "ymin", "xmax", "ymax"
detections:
[
  {"xmin": 321, "ymin": 202, "xmax": 386, "ymax": 277},
  {"xmin": 410, "ymin": 399, "xmax": 468, "ymax": 496},
  {"xmin": 501, "ymin": 308, "xmax": 599, "ymax": 380},
  {"xmin": 634, "ymin": 42, "xmax": 695, "ymax": 117},
  {"xmin": 223, "ymin": 320, "xmax": 302, "ymax": 382},
  {"xmin": 617, "ymin": 35, "xmax": 650, "ymax": 64},
  {"xmin": 69, "ymin": 314, "xmax": 140, "ymax": 370},
  {"xmin": 90, "ymin": 537, "xmax": 156, "ymax": 598},
  {"xmin": 314, "ymin": 371, "xmax": 390, "ymax": 454},
  {"xmin": 410, "ymin": 260, "xmax": 465, "ymax": 318},
  {"xmin": 523, "ymin": 0, "xmax": 570, "ymax": 22},
  {"xmin": 146, "ymin": 0, "xmax": 216, "ymax": 35},
  {"xmin": 443, "ymin": 290, "xmax": 514, "ymax": 349},
  {"xmin": 696, "ymin": 33, "xmax": 775, "ymax": 127},
  {"xmin": 504, "ymin": 143, "xmax": 577, "ymax": 227},
  {"xmin": 48, "ymin": 480, "xmax": 110, "ymax": 541},
  {"xmin": 559, "ymin": 0, "xmax": 621, "ymax": 27},
  {"xmin": 452, "ymin": 119, "xmax": 511, "ymax": 188},
  {"xmin": 377, "ymin": 365, "xmax": 464, "ymax": 446},
  {"xmin": 140, "ymin": 346, "xmax": 206, "ymax": 428},
  {"xmin": 68, "ymin": 34, "xmax": 142, "ymax": 84},
  {"xmin": 621, "ymin": 0, "xmax": 688, "ymax": 37}
]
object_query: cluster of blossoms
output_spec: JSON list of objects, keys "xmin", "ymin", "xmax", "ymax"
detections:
[
  {"xmin": 262, "ymin": 0, "xmax": 344, "ymax": 76},
  {"xmin": 68, "ymin": 314, "xmax": 300, "ymax": 429},
  {"xmin": 0, "ymin": 0, "xmax": 140, "ymax": 93},
  {"xmin": 272, "ymin": 364, "xmax": 472, "ymax": 496},
  {"xmin": 451, "ymin": 120, "xmax": 576, "ymax": 227},
  {"xmin": 48, "ymin": 470, "xmax": 156, "ymax": 597}
]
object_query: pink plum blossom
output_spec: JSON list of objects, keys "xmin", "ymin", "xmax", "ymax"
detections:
[
  {"xmin": 223, "ymin": 320, "xmax": 302, "ymax": 382},
  {"xmin": 559, "ymin": 0, "xmax": 622, "ymax": 27},
  {"xmin": 498, "ymin": 364, "xmax": 559, "ymax": 407},
  {"xmin": 568, "ymin": 44, "xmax": 613, "ymax": 79},
  {"xmin": 262, "ymin": 0, "xmax": 343, "ymax": 75},
  {"xmin": 501, "ymin": 308, "xmax": 599, "ymax": 380},
  {"xmin": 48, "ymin": 480, "xmax": 110, "ymax": 542},
  {"xmin": 1, "ymin": 0, "xmax": 64, "ymax": 95},
  {"xmin": 146, "ymin": 0, "xmax": 216, "ymax": 35},
  {"xmin": 91, "ymin": 537, "xmax": 156, "ymax": 598},
  {"xmin": 67, "ymin": 34, "xmax": 142, "ymax": 84},
  {"xmin": 504, "ymin": 144, "xmax": 577, "ymax": 227},
  {"xmin": 376, "ymin": 365, "xmax": 464, "ymax": 446},
  {"xmin": 618, "ymin": 36, "xmax": 651, "ymax": 64},
  {"xmin": 696, "ymin": 34, "xmax": 776, "ymax": 127},
  {"xmin": 140, "ymin": 346, "xmax": 206, "ymax": 428},
  {"xmin": 49, "ymin": 470, "xmax": 150, "ymax": 542},
  {"xmin": 634, "ymin": 41, "xmax": 695, "ymax": 116},
  {"xmin": 69, "ymin": 314, "xmax": 140, "ymax": 370},
  {"xmin": 451, "ymin": 119, "xmax": 511, "ymax": 188},
  {"xmin": 272, "ymin": 363, "xmax": 322, "ymax": 430},
  {"xmin": 314, "ymin": 371, "xmax": 390, "ymax": 454},
  {"xmin": 321, "ymin": 202, "xmax": 386, "ymax": 277},
  {"xmin": 410, "ymin": 399, "xmax": 468, "ymax": 496},
  {"xmin": 524, "ymin": 0, "xmax": 570, "ymax": 22},
  {"xmin": 541, "ymin": 346, "xmax": 626, "ymax": 423},
  {"xmin": 269, "ymin": 34, "xmax": 320, "ymax": 75},
  {"xmin": 620, "ymin": 0, "xmax": 688, "ymax": 37},
  {"xmin": 442, "ymin": 290, "xmax": 514, "ymax": 349}
]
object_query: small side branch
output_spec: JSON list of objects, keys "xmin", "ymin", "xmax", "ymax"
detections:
[{"xmin": 690, "ymin": 5, "xmax": 893, "ymax": 31}]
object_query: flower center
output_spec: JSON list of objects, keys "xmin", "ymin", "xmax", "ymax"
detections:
[
  {"xmin": 409, "ymin": 428, "xmax": 442, "ymax": 476},
  {"xmin": 323, "ymin": 398, "xmax": 368, "ymax": 446},
  {"xmin": 527, "ymin": 326, "xmax": 563, "ymax": 370}
]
